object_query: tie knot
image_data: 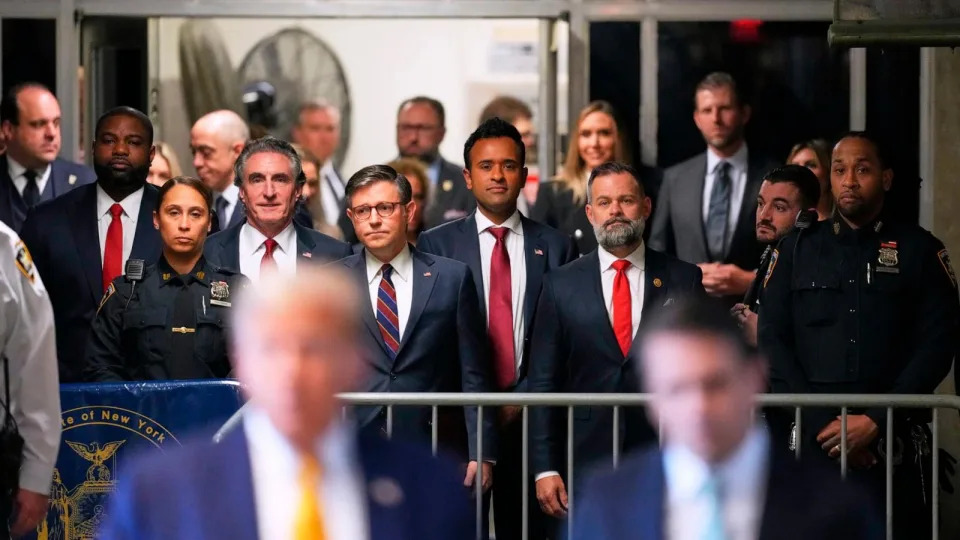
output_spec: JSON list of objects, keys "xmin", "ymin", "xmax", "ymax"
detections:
[
  {"xmin": 109, "ymin": 203, "xmax": 123, "ymax": 219},
  {"xmin": 380, "ymin": 264, "xmax": 394, "ymax": 280},
  {"xmin": 23, "ymin": 169, "xmax": 37, "ymax": 181},
  {"xmin": 263, "ymin": 238, "xmax": 278, "ymax": 255},
  {"xmin": 488, "ymin": 226, "xmax": 510, "ymax": 241},
  {"xmin": 716, "ymin": 161, "xmax": 731, "ymax": 174},
  {"xmin": 612, "ymin": 259, "xmax": 631, "ymax": 272},
  {"xmin": 300, "ymin": 453, "xmax": 321, "ymax": 477}
]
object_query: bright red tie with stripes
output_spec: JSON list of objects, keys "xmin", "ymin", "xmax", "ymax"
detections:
[{"xmin": 376, "ymin": 264, "xmax": 401, "ymax": 358}]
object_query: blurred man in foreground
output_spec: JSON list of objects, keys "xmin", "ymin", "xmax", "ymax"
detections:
[
  {"xmin": 99, "ymin": 266, "xmax": 474, "ymax": 539},
  {"xmin": 573, "ymin": 299, "xmax": 881, "ymax": 539}
]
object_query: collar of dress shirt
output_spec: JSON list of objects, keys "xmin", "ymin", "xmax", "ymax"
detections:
[
  {"xmin": 96, "ymin": 183, "xmax": 144, "ymax": 221},
  {"xmin": 7, "ymin": 155, "xmax": 50, "ymax": 183},
  {"xmin": 365, "ymin": 244, "xmax": 413, "ymax": 285},
  {"xmin": 216, "ymin": 183, "xmax": 240, "ymax": 205},
  {"xmin": 706, "ymin": 142, "xmax": 749, "ymax": 175},
  {"xmin": 597, "ymin": 241, "xmax": 646, "ymax": 272},
  {"xmin": 475, "ymin": 209, "xmax": 523, "ymax": 237},
  {"xmin": 241, "ymin": 220, "xmax": 297, "ymax": 256},
  {"xmin": 663, "ymin": 424, "xmax": 769, "ymax": 503}
]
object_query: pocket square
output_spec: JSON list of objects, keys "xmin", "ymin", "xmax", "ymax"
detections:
[
  {"xmin": 662, "ymin": 298, "xmax": 675, "ymax": 307},
  {"xmin": 534, "ymin": 248, "xmax": 544, "ymax": 256}
]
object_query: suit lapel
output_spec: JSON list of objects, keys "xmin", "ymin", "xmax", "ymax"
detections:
[
  {"xmin": 521, "ymin": 217, "xmax": 547, "ymax": 333},
  {"xmin": 343, "ymin": 254, "xmax": 390, "ymax": 358},
  {"xmin": 69, "ymin": 184, "xmax": 104, "ymax": 299},
  {"xmin": 220, "ymin": 429, "xmax": 260, "ymax": 540},
  {"xmin": 728, "ymin": 155, "xmax": 766, "ymax": 258},
  {"xmin": 398, "ymin": 249, "xmax": 437, "ymax": 353},
  {"xmin": 42, "ymin": 161, "xmax": 59, "ymax": 201},
  {"xmin": 459, "ymin": 215, "xmax": 485, "ymax": 320},
  {"xmin": 219, "ymin": 226, "xmax": 243, "ymax": 270},
  {"xmin": 640, "ymin": 248, "xmax": 668, "ymax": 319},
  {"xmin": 583, "ymin": 251, "xmax": 623, "ymax": 359},
  {"xmin": 130, "ymin": 186, "xmax": 161, "ymax": 262},
  {"xmin": 229, "ymin": 199, "xmax": 247, "ymax": 229},
  {"xmin": 294, "ymin": 223, "xmax": 317, "ymax": 261}
]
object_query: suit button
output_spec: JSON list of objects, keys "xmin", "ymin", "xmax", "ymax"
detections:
[{"xmin": 390, "ymin": 372, "xmax": 397, "ymax": 381}]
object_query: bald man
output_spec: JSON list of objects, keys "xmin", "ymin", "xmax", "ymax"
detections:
[{"xmin": 190, "ymin": 110, "xmax": 250, "ymax": 230}]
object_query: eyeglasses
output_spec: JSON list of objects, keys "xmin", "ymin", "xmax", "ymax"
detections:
[{"xmin": 350, "ymin": 201, "xmax": 405, "ymax": 221}]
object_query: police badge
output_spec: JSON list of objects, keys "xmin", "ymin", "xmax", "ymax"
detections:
[
  {"xmin": 210, "ymin": 281, "xmax": 231, "ymax": 307},
  {"xmin": 878, "ymin": 242, "xmax": 898, "ymax": 267}
]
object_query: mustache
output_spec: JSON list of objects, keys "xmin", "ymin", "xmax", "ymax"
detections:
[{"xmin": 603, "ymin": 217, "xmax": 632, "ymax": 228}]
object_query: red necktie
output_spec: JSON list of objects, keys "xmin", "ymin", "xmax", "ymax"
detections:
[
  {"xmin": 261, "ymin": 238, "xmax": 279, "ymax": 275},
  {"xmin": 102, "ymin": 203, "xmax": 124, "ymax": 290},
  {"xmin": 488, "ymin": 227, "xmax": 515, "ymax": 389},
  {"xmin": 611, "ymin": 259, "xmax": 633, "ymax": 356}
]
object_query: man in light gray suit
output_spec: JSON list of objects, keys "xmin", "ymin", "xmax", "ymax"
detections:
[{"xmin": 649, "ymin": 72, "xmax": 779, "ymax": 305}]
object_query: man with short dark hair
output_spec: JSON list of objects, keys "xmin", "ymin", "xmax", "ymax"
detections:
[
  {"xmin": 649, "ymin": 72, "xmax": 778, "ymax": 304},
  {"xmin": 529, "ymin": 161, "xmax": 704, "ymax": 525},
  {"xmin": 417, "ymin": 117, "xmax": 576, "ymax": 540},
  {"xmin": 203, "ymin": 137, "xmax": 350, "ymax": 279},
  {"xmin": 573, "ymin": 298, "xmax": 882, "ymax": 540},
  {"xmin": 20, "ymin": 106, "xmax": 162, "ymax": 382},
  {"xmin": 759, "ymin": 131, "xmax": 960, "ymax": 539},
  {"xmin": 0, "ymin": 82, "xmax": 95, "ymax": 231},
  {"xmin": 337, "ymin": 164, "xmax": 496, "ymax": 511}
]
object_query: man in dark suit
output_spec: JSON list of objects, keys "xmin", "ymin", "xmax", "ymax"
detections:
[
  {"xmin": 573, "ymin": 299, "xmax": 882, "ymax": 540},
  {"xmin": 0, "ymin": 82, "xmax": 95, "ymax": 232},
  {"xmin": 338, "ymin": 164, "xmax": 496, "ymax": 501},
  {"xmin": 649, "ymin": 72, "xmax": 779, "ymax": 304},
  {"xmin": 99, "ymin": 266, "xmax": 474, "ymax": 540},
  {"xmin": 418, "ymin": 118, "xmax": 577, "ymax": 540},
  {"xmin": 396, "ymin": 96, "xmax": 475, "ymax": 229},
  {"xmin": 190, "ymin": 110, "xmax": 248, "ymax": 231},
  {"xmin": 20, "ymin": 106, "xmax": 162, "ymax": 383},
  {"xmin": 204, "ymin": 137, "xmax": 351, "ymax": 278},
  {"xmin": 529, "ymin": 161, "xmax": 705, "ymax": 524}
]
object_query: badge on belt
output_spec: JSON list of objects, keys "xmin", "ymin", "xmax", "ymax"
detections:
[
  {"xmin": 876, "ymin": 241, "xmax": 899, "ymax": 274},
  {"xmin": 210, "ymin": 281, "xmax": 231, "ymax": 307}
]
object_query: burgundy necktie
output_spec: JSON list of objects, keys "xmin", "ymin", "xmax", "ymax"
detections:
[
  {"xmin": 488, "ymin": 227, "xmax": 516, "ymax": 389},
  {"xmin": 611, "ymin": 259, "xmax": 633, "ymax": 356},
  {"xmin": 102, "ymin": 203, "xmax": 123, "ymax": 290},
  {"xmin": 261, "ymin": 238, "xmax": 279, "ymax": 275}
]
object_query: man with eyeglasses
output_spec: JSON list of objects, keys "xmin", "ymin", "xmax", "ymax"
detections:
[
  {"xmin": 338, "ymin": 164, "xmax": 496, "ymax": 527},
  {"xmin": 395, "ymin": 96, "xmax": 475, "ymax": 229},
  {"xmin": 204, "ymin": 137, "xmax": 351, "ymax": 281}
]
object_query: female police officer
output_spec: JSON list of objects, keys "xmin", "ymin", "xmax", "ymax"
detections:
[{"xmin": 84, "ymin": 176, "xmax": 245, "ymax": 381}]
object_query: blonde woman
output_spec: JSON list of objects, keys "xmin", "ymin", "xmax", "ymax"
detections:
[
  {"xmin": 147, "ymin": 142, "xmax": 184, "ymax": 187},
  {"xmin": 531, "ymin": 100, "xmax": 628, "ymax": 254}
]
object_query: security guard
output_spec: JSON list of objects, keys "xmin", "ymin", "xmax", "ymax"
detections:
[
  {"xmin": 0, "ymin": 220, "xmax": 60, "ymax": 538},
  {"xmin": 85, "ymin": 176, "xmax": 246, "ymax": 381},
  {"xmin": 759, "ymin": 132, "xmax": 960, "ymax": 539}
]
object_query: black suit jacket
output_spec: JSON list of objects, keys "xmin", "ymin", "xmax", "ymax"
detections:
[
  {"xmin": 203, "ymin": 221, "xmax": 351, "ymax": 271},
  {"xmin": 528, "ymin": 248, "xmax": 705, "ymax": 476},
  {"xmin": 573, "ymin": 440, "xmax": 882, "ymax": 540},
  {"xmin": 417, "ymin": 211, "xmax": 578, "ymax": 390},
  {"xmin": 337, "ymin": 247, "xmax": 495, "ymax": 461},
  {"xmin": 0, "ymin": 155, "xmax": 96, "ymax": 232},
  {"xmin": 649, "ymin": 150, "xmax": 779, "ymax": 273},
  {"xmin": 20, "ymin": 183, "xmax": 162, "ymax": 382},
  {"xmin": 424, "ymin": 157, "xmax": 476, "ymax": 229}
]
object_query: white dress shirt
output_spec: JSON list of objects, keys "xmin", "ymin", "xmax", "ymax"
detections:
[
  {"xmin": 95, "ymin": 184, "xmax": 144, "ymax": 269},
  {"xmin": 8, "ymin": 156, "xmax": 51, "ymax": 198},
  {"xmin": 365, "ymin": 245, "xmax": 414, "ymax": 340},
  {"xmin": 476, "ymin": 209, "xmax": 526, "ymax": 373},
  {"xmin": 702, "ymin": 144, "xmax": 749, "ymax": 249},
  {"xmin": 663, "ymin": 426, "xmax": 769, "ymax": 540},
  {"xmin": 244, "ymin": 407, "xmax": 369, "ymax": 540},
  {"xmin": 215, "ymin": 183, "xmax": 241, "ymax": 225},
  {"xmin": 597, "ymin": 243, "xmax": 645, "ymax": 339},
  {"xmin": 319, "ymin": 161, "xmax": 345, "ymax": 227},
  {"xmin": 238, "ymin": 222, "xmax": 298, "ymax": 281}
]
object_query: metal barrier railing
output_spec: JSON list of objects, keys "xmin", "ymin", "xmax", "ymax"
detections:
[{"xmin": 215, "ymin": 393, "xmax": 960, "ymax": 540}]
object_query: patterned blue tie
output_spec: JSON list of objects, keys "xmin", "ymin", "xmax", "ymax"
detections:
[
  {"xmin": 706, "ymin": 161, "xmax": 731, "ymax": 262},
  {"xmin": 700, "ymin": 472, "xmax": 728, "ymax": 540},
  {"xmin": 376, "ymin": 265, "xmax": 401, "ymax": 358}
]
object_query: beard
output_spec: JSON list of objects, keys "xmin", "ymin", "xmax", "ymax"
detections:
[
  {"xmin": 94, "ymin": 162, "xmax": 149, "ymax": 193},
  {"xmin": 594, "ymin": 216, "xmax": 646, "ymax": 249}
]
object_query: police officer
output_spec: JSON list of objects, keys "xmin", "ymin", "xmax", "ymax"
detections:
[
  {"xmin": 85, "ymin": 176, "xmax": 245, "ymax": 381},
  {"xmin": 0, "ymin": 220, "xmax": 60, "ymax": 538},
  {"xmin": 759, "ymin": 132, "xmax": 960, "ymax": 538}
]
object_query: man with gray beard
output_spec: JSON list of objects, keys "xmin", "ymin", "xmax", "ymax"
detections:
[{"xmin": 528, "ymin": 161, "xmax": 705, "ymax": 528}]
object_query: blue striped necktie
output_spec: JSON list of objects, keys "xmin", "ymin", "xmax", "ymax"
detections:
[
  {"xmin": 700, "ymin": 471, "xmax": 728, "ymax": 540},
  {"xmin": 376, "ymin": 264, "xmax": 401, "ymax": 358}
]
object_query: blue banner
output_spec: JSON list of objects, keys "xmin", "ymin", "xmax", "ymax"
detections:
[{"xmin": 34, "ymin": 381, "xmax": 244, "ymax": 540}]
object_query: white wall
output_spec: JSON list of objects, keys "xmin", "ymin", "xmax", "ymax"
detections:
[{"xmin": 156, "ymin": 17, "xmax": 567, "ymax": 178}]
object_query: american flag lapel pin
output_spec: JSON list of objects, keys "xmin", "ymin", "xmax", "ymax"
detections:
[
  {"xmin": 423, "ymin": 272, "xmax": 432, "ymax": 277},
  {"xmin": 302, "ymin": 252, "xmax": 312, "ymax": 258},
  {"xmin": 534, "ymin": 248, "xmax": 544, "ymax": 256}
]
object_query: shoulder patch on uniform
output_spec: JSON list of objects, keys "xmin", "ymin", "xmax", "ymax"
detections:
[
  {"xmin": 14, "ymin": 241, "xmax": 37, "ymax": 285},
  {"xmin": 97, "ymin": 282, "xmax": 116, "ymax": 315},
  {"xmin": 763, "ymin": 249, "xmax": 779, "ymax": 288},
  {"xmin": 938, "ymin": 249, "xmax": 957, "ymax": 289}
]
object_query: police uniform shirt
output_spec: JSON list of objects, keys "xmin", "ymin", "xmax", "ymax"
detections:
[
  {"xmin": 84, "ymin": 255, "xmax": 244, "ymax": 382},
  {"xmin": 0, "ymin": 221, "xmax": 60, "ymax": 495}
]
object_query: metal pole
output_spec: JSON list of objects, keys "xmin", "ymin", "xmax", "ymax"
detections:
[
  {"xmin": 794, "ymin": 407, "xmax": 802, "ymax": 460},
  {"xmin": 476, "ymin": 406, "xmax": 484, "ymax": 540},
  {"xmin": 386, "ymin": 405, "xmax": 393, "ymax": 439},
  {"xmin": 840, "ymin": 407, "xmax": 848, "ymax": 479},
  {"xmin": 639, "ymin": 17, "xmax": 658, "ymax": 166},
  {"xmin": 431, "ymin": 405, "xmax": 438, "ymax": 457},
  {"xmin": 932, "ymin": 408, "xmax": 939, "ymax": 540},
  {"xmin": 567, "ymin": 405, "xmax": 574, "ymax": 539},
  {"xmin": 849, "ymin": 48, "xmax": 867, "ymax": 131},
  {"xmin": 538, "ymin": 18, "xmax": 557, "ymax": 181},
  {"xmin": 612, "ymin": 405, "xmax": 620, "ymax": 468},
  {"xmin": 56, "ymin": 0, "xmax": 80, "ymax": 162},
  {"xmin": 886, "ymin": 408, "xmax": 893, "ymax": 540},
  {"xmin": 567, "ymin": 2, "xmax": 590, "ymax": 136},
  {"xmin": 522, "ymin": 406, "xmax": 529, "ymax": 540},
  {"xmin": 918, "ymin": 47, "xmax": 936, "ymax": 230}
]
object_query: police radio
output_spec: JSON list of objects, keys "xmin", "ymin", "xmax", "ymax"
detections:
[
  {"xmin": 123, "ymin": 259, "xmax": 146, "ymax": 311},
  {"xmin": 743, "ymin": 245, "xmax": 772, "ymax": 311}
]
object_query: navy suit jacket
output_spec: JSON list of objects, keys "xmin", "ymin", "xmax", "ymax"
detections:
[
  {"xmin": 203, "ymin": 221, "xmax": 351, "ymax": 272},
  {"xmin": 337, "ymin": 247, "xmax": 495, "ymax": 460},
  {"xmin": 528, "ymin": 248, "xmax": 706, "ymax": 476},
  {"xmin": 0, "ymin": 155, "xmax": 96, "ymax": 232},
  {"xmin": 99, "ymin": 427, "xmax": 474, "ymax": 540},
  {"xmin": 573, "ymin": 443, "xmax": 882, "ymax": 540},
  {"xmin": 19, "ymin": 182, "xmax": 162, "ymax": 382},
  {"xmin": 417, "ymin": 211, "xmax": 579, "ymax": 390},
  {"xmin": 424, "ymin": 157, "xmax": 476, "ymax": 229}
]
